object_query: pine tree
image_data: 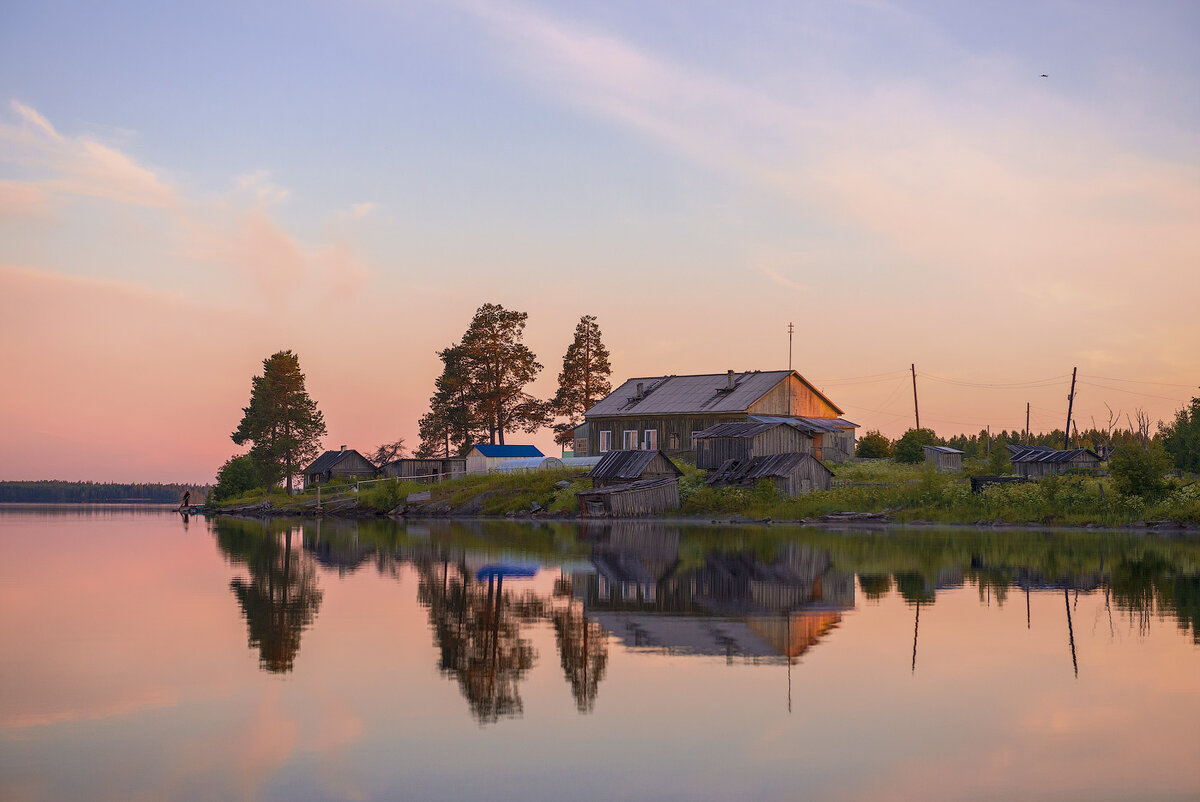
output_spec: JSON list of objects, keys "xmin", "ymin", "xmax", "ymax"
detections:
[
  {"xmin": 416, "ymin": 344, "xmax": 487, "ymax": 457},
  {"xmin": 231, "ymin": 350, "xmax": 327, "ymax": 493},
  {"xmin": 550, "ymin": 315, "xmax": 612, "ymax": 447},
  {"xmin": 459, "ymin": 304, "xmax": 545, "ymax": 445}
]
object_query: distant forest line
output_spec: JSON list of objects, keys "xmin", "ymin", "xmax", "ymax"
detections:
[{"xmin": 0, "ymin": 481, "xmax": 209, "ymax": 504}]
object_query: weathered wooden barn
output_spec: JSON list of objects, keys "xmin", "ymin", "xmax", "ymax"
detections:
[
  {"xmin": 380, "ymin": 457, "xmax": 467, "ymax": 483},
  {"xmin": 464, "ymin": 444, "xmax": 544, "ymax": 475},
  {"xmin": 693, "ymin": 421, "xmax": 814, "ymax": 470},
  {"xmin": 923, "ymin": 445, "xmax": 964, "ymax": 472},
  {"xmin": 304, "ymin": 447, "xmax": 377, "ymax": 486},
  {"xmin": 1009, "ymin": 447, "xmax": 1102, "ymax": 478},
  {"xmin": 706, "ymin": 453, "xmax": 834, "ymax": 496},
  {"xmin": 582, "ymin": 370, "xmax": 858, "ymax": 461},
  {"xmin": 575, "ymin": 477, "xmax": 681, "ymax": 518},
  {"xmin": 585, "ymin": 450, "xmax": 683, "ymax": 489},
  {"xmin": 493, "ymin": 456, "xmax": 565, "ymax": 473}
]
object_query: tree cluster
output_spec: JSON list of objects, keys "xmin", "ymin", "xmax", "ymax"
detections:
[{"xmin": 417, "ymin": 306, "xmax": 612, "ymax": 457}]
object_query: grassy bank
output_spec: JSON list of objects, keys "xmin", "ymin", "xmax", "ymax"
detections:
[{"xmin": 212, "ymin": 460, "xmax": 1199, "ymax": 526}]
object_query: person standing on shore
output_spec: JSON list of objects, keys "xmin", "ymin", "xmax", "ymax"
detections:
[{"xmin": 180, "ymin": 488, "xmax": 191, "ymax": 510}]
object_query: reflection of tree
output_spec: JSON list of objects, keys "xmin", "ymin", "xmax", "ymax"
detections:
[
  {"xmin": 215, "ymin": 519, "xmax": 323, "ymax": 673},
  {"xmin": 552, "ymin": 600, "xmax": 608, "ymax": 712},
  {"xmin": 416, "ymin": 560, "xmax": 536, "ymax": 724},
  {"xmin": 858, "ymin": 574, "xmax": 892, "ymax": 600}
]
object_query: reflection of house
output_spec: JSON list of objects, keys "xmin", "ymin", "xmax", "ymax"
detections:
[
  {"xmin": 924, "ymin": 445, "xmax": 964, "ymax": 472},
  {"xmin": 465, "ymin": 444, "xmax": 543, "ymax": 475},
  {"xmin": 585, "ymin": 450, "xmax": 683, "ymax": 488},
  {"xmin": 582, "ymin": 370, "xmax": 858, "ymax": 460},
  {"xmin": 706, "ymin": 452, "xmax": 833, "ymax": 495},
  {"xmin": 380, "ymin": 457, "xmax": 466, "ymax": 483},
  {"xmin": 1009, "ymin": 446, "xmax": 1102, "ymax": 478},
  {"xmin": 304, "ymin": 446, "xmax": 376, "ymax": 486}
]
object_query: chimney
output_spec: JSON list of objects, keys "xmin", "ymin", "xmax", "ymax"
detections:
[
  {"xmin": 727, "ymin": 370, "xmax": 736, "ymax": 390},
  {"xmin": 635, "ymin": 382, "xmax": 644, "ymax": 399},
  {"xmin": 340, "ymin": 445, "xmax": 347, "ymax": 452}
]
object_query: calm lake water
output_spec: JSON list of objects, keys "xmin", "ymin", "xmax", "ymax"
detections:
[{"xmin": 1, "ymin": 507, "xmax": 1198, "ymax": 802}]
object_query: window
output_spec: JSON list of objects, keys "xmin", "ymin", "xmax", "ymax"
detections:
[
  {"xmin": 599, "ymin": 430, "xmax": 612, "ymax": 452},
  {"xmin": 623, "ymin": 430, "xmax": 638, "ymax": 450},
  {"xmin": 690, "ymin": 431, "xmax": 703, "ymax": 448},
  {"xmin": 644, "ymin": 429, "xmax": 658, "ymax": 450},
  {"xmin": 668, "ymin": 432, "xmax": 680, "ymax": 450}
]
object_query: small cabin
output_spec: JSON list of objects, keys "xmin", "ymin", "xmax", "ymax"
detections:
[
  {"xmin": 585, "ymin": 450, "xmax": 683, "ymax": 489},
  {"xmin": 492, "ymin": 456, "xmax": 565, "ymax": 473},
  {"xmin": 924, "ymin": 445, "xmax": 964, "ymax": 472},
  {"xmin": 575, "ymin": 477, "xmax": 681, "ymax": 518},
  {"xmin": 380, "ymin": 457, "xmax": 467, "ymax": 483},
  {"xmin": 693, "ymin": 421, "xmax": 814, "ymax": 470},
  {"xmin": 706, "ymin": 453, "xmax": 833, "ymax": 496},
  {"xmin": 304, "ymin": 447, "xmax": 377, "ymax": 486},
  {"xmin": 465, "ymin": 444, "xmax": 544, "ymax": 475},
  {"xmin": 1009, "ymin": 447, "xmax": 1102, "ymax": 479}
]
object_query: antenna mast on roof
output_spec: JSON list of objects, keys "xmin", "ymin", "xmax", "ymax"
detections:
[{"xmin": 788, "ymin": 322, "xmax": 794, "ymax": 372}]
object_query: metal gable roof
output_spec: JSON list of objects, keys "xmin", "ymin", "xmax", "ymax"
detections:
[
  {"xmin": 706, "ymin": 453, "xmax": 832, "ymax": 485},
  {"xmin": 305, "ymin": 449, "xmax": 372, "ymax": 475},
  {"xmin": 1009, "ymin": 447, "xmax": 1100, "ymax": 463},
  {"xmin": 469, "ymin": 444, "xmax": 544, "ymax": 458},
  {"xmin": 924, "ymin": 446, "xmax": 964, "ymax": 455},
  {"xmin": 586, "ymin": 450, "xmax": 683, "ymax": 480},
  {"xmin": 584, "ymin": 371, "xmax": 843, "ymax": 418},
  {"xmin": 693, "ymin": 421, "xmax": 792, "ymax": 439}
]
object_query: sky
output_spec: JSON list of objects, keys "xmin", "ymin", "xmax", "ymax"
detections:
[{"xmin": 1, "ymin": 0, "xmax": 1198, "ymax": 482}]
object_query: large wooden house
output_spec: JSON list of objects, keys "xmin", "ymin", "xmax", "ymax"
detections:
[{"xmin": 581, "ymin": 370, "xmax": 857, "ymax": 461}]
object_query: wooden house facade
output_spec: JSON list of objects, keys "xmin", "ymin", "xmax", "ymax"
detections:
[
  {"xmin": 585, "ymin": 450, "xmax": 683, "ymax": 489},
  {"xmin": 304, "ymin": 447, "xmax": 377, "ymax": 486},
  {"xmin": 381, "ymin": 457, "xmax": 467, "ymax": 483},
  {"xmin": 706, "ymin": 453, "xmax": 833, "ymax": 496},
  {"xmin": 693, "ymin": 421, "xmax": 814, "ymax": 470},
  {"xmin": 923, "ymin": 446, "xmax": 964, "ymax": 472},
  {"xmin": 582, "ymin": 370, "xmax": 857, "ymax": 461},
  {"xmin": 1009, "ymin": 447, "xmax": 1102, "ymax": 479},
  {"xmin": 575, "ymin": 477, "xmax": 681, "ymax": 518}
]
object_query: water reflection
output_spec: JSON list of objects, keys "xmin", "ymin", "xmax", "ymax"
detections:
[
  {"xmin": 214, "ymin": 518, "xmax": 324, "ymax": 673},
  {"xmin": 204, "ymin": 516, "xmax": 1200, "ymax": 720}
]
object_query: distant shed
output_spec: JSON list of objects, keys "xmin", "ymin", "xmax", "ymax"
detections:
[
  {"xmin": 692, "ymin": 421, "xmax": 813, "ymax": 470},
  {"xmin": 575, "ymin": 477, "xmax": 681, "ymax": 518},
  {"xmin": 492, "ymin": 456, "xmax": 565, "ymax": 473},
  {"xmin": 706, "ymin": 453, "xmax": 833, "ymax": 496},
  {"xmin": 304, "ymin": 447, "xmax": 377, "ymax": 486},
  {"xmin": 586, "ymin": 450, "xmax": 683, "ymax": 488},
  {"xmin": 381, "ymin": 457, "xmax": 467, "ymax": 483},
  {"xmin": 465, "ymin": 444, "xmax": 544, "ymax": 475},
  {"xmin": 924, "ymin": 445, "xmax": 964, "ymax": 472},
  {"xmin": 1009, "ymin": 447, "xmax": 1101, "ymax": 479}
]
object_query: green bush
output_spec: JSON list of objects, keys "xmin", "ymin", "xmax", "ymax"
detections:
[
  {"xmin": 856, "ymin": 430, "xmax": 892, "ymax": 459},
  {"xmin": 1109, "ymin": 441, "xmax": 1173, "ymax": 499},
  {"xmin": 211, "ymin": 455, "xmax": 265, "ymax": 502},
  {"xmin": 893, "ymin": 428, "xmax": 941, "ymax": 464}
]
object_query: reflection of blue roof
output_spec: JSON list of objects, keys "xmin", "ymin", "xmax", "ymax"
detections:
[
  {"xmin": 470, "ymin": 444, "xmax": 544, "ymax": 457},
  {"xmin": 475, "ymin": 562, "xmax": 540, "ymax": 581}
]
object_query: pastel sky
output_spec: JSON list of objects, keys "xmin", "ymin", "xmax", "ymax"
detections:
[{"xmin": 2, "ymin": 0, "xmax": 1197, "ymax": 482}]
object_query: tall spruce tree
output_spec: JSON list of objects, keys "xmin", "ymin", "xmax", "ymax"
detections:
[
  {"xmin": 231, "ymin": 350, "xmax": 326, "ymax": 493},
  {"xmin": 417, "ymin": 344, "xmax": 485, "ymax": 457},
  {"xmin": 550, "ymin": 315, "xmax": 612, "ymax": 447},
  {"xmin": 459, "ymin": 303, "xmax": 545, "ymax": 445}
]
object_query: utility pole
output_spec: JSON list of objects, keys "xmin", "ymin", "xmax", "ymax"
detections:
[
  {"xmin": 1064, "ymin": 367, "xmax": 1077, "ymax": 450},
  {"xmin": 787, "ymin": 322, "xmax": 794, "ymax": 372},
  {"xmin": 987, "ymin": 425, "xmax": 991, "ymax": 457},
  {"xmin": 1026, "ymin": 402, "xmax": 1031, "ymax": 445},
  {"xmin": 911, "ymin": 363, "xmax": 920, "ymax": 430}
]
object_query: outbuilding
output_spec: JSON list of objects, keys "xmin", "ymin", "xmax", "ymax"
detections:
[
  {"xmin": 575, "ymin": 477, "xmax": 681, "ymax": 518},
  {"xmin": 380, "ymin": 457, "xmax": 467, "ymax": 483},
  {"xmin": 1009, "ymin": 447, "xmax": 1102, "ymax": 479},
  {"xmin": 706, "ymin": 453, "xmax": 833, "ymax": 496},
  {"xmin": 585, "ymin": 449, "xmax": 683, "ymax": 489},
  {"xmin": 693, "ymin": 421, "xmax": 814, "ymax": 470},
  {"xmin": 492, "ymin": 456, "xmax": 565, "ymax": 473},
  {"xmin": 465, "ymin": 444, "xmax": 544, "ymax": 475},
  {"xmin": 923, "ymin": 445, "xmax": 964, "ymax": 472},
  {"xmin": 304, "ymin": 446, "xmax": 377, "ymax": 486}
]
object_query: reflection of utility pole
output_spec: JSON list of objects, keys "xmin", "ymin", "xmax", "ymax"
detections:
[
  {"xmin": 1064, "ymin": 588, "xmax": 1078, "ymax": 678},
  {"xmin": 787, "ymin": 613, "xmax": 792, "ymax": 714},
  {"xmin": 1026, "ymin": 585, "xmax": 1030, "ymax": 629},
  {"xmin": 911, "ymin": 601, "xmax": 920, "ymax": 674}
]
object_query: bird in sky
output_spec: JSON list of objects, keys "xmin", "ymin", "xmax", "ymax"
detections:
[{"xmin": 1041, "ymin": 74, "xmax": 1049, "ymax": 77}]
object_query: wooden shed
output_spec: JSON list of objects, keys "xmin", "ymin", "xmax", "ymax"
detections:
[
  {"xmin": 585, "ymin": 449, "xmax": 683, "ymax": 489},
  {"xmin": 923, "ymin": 445, "xmax": 964, "ymax": 472},
  {"xmin": 380, "ymin": 457, "xmax": 467, "ymax": 483},
  {"xmin": 575, "ymin": 477, "xmax": 681, "ymax": 518},
  {"xmin": 693, "ymin": 421, "xmax": 814, "ymax": 470},
  {"xmin": 304, "ymin": 447, "xmax": 377, "ymax": 486},
  {"xmin": 706, "ymin": 453, "xmax": 833, "ymax": 496},
  {"xmin": 1009, "ymin": 447, "xmax": 1102, "ymax": 479},
  {"xmin": 464, "ymin": 444, "xmax": 544, "ymax": 475}
]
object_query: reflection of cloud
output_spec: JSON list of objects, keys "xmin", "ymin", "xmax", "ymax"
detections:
[{"xmin": 0, "ymin": 689, "xmax": 178, "ymax": 730}]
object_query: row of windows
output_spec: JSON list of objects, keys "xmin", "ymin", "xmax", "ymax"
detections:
[{"xmin": 596, "ymin": 429, "xmax": 706, "ymax": 452}]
